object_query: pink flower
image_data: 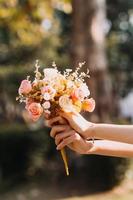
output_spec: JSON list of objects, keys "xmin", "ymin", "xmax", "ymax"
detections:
[
  {"xmin": 71, "ymin": 88, "xmax": 85, "ymax": 102},
  {"xmin": 82, "ymin": 98, "xmax": 95, "ymax": 112},
  {"xmin": 27, "ymin": 102, "xmax": 43, "ymax": 121},
  {"xmin": 41, "ymin": 86, "xmax": 50, "ymax": 94},
  {"xmin": 18, "ymin": 80, "xmax": 32, "ymax": 95},
  {"xmin": 25, "ymin": 98, "xmax": 34, "ymax": 110},
  {"xmin": 41, "ymin": 86, "xmax": 56, "ymax": 100}
]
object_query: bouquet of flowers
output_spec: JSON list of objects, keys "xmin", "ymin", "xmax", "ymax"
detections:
[{"xmin": 17, "ymin": 61, "xmax": 95, "ymax": 176}]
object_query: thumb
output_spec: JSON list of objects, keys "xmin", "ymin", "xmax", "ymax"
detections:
[
  {"xmin": 60, "ymin": 112, "xmax": 71, "ymax": 121},
  {"xmin": 60, "ymin": 111, "xmax": 81, "ymax": 129},
  {"xmin": 60, "ymin": 111, "xmax": 78, "ymax": 122},
  {"xmin": 60, "ymin": 111, "xmax": 89, "ymax": 135}
]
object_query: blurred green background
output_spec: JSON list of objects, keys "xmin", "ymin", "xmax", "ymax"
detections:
[{"xmin": 0, "ymin": 0, "xmax": 133, "ymax": 200}]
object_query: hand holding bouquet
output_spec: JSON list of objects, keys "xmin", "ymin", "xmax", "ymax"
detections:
[{"xmin": 17, "ymin": 61, "xmax": 95, "ymax": 175}]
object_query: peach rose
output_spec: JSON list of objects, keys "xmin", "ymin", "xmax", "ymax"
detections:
[
  {"xmin": 18, "ymin": 80, "xmax": 32, "ymax": 95},
  {"xmin": 27, "ymin": 102, "xmax": 43, "ymax": 121},
  {"xmin": 71, "ymin": 88, "xmax": 85, "ymax": 102},
  {"xmin": 82, "ymin": 98, "xmax": 95, "ymax": 112},
  {"xmin": 25, "ymin": 98, "xmax": 34, "ymax": 110}
]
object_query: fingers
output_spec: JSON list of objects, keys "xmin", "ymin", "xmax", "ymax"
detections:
[
  {"xmin": 55, "ymin": 130, "xmax": 75, "ymax": 145},
  {"xmin": 50, "ymin": 125, "xmax": 70, "ymax": 138},
  {"xmin": 56, "ymin": 132, "xmax": 80, "ymax": 150},
  {"xmin": 46, "ymin": 116, "xmax": 67, "ymax": 127}
]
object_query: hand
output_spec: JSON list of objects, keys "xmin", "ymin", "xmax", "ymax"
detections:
[
  {"xmin": 50, "ymin": 124, "xmax": 94, "ymax": 154},
  {"xmin": 45, "ymin": 115, "xmax": 68, "ymax": 127},
  {"xmin": 47, "ymin": 112, "xmax": 95, "ymax": 139}
]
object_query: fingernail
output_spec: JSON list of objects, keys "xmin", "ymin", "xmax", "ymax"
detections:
[{"xmin": 57, "ymin": 145, "xmax": 62, "ymax": 150}]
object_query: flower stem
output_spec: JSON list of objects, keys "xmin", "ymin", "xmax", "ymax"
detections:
[{"xmin": 60, "ymin": 148, "xmax": 69, "ymax": 176}]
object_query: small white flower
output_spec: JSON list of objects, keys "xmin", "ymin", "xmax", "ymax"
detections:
[
  {"xmin": 42, "ymin": 101, "xmax": 51, "ymax": 110},
  {"xmin": 43, "ymin": 93, "xmax": 50, "ymax": 101},
  {"xmin": 66, "ymin": 69, "xmax": 72, "ymax": 73}
]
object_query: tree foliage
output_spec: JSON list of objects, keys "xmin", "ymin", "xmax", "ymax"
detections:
[
  {"xmin": 107, "ymin": 0, "xmax": 133, "ymax": 95},
  {"xmin": 0, "ymin": 0, "xmax": 56, "ymax": 64}
]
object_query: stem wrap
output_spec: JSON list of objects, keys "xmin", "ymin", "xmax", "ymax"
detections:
[{"xmin": 60, "ymin": 148, "xmax": 69, "ymax": 176}]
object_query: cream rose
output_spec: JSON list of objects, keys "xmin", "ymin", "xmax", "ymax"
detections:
[
  {"xmin": 43, "ymin": 68, "xmax": 58, "ymax": 79},
  {"xmin": 59, "ymin": 95, "xmax": 74, "ymax": 112},
  {"xmin": 79, "ymin": 83, "xmax": 90, "ymax": 97}
]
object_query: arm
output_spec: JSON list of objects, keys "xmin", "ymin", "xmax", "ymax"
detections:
[
  {"xmin": 91, "ymin": 124, "xmax": 133, "ymax": 144},
  {"xmin": 88, "ymin": 140, "xmax": 133, "ymax": 158},
  {"xmin": 49, "ymin": 124, "xmax": 133, "ymax": 158},
  {"xmin": 48, "ymin": 113, "xmax": 133, "ymax": 144}
]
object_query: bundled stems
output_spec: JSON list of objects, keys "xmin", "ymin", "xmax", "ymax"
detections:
[{"xmin": 60, "ymin": 148, "xmax": 69, "ymax": 176}]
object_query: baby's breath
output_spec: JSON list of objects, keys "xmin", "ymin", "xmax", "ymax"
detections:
[
  {"xmin": 75, "ymin": 62, "xmax": 86, "ymax": 74},
  {"xmin": 64, "ymin": 62, "xmax": 90, "ymax": 83},
  {"xmin": 34, "ymin": 60, "xmax": 42, "ymax": 80},
  {"xmin": 26, "ymin": 76, "xmax": 30, "ymax": 81},
  {"xmin": 52, "ymin": 61, "xmax": 57, "ymax": 70},
  {"xmin": 64, "ymin": 69, "xmax": 72, "ymax": 78}
]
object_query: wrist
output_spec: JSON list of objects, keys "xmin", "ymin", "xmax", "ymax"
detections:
[
  {"xmin": 85, "ymin": 140, "xmax": 99, "ymax": 155},
  {"xmin": 84, "ymin": 122, "xmax": 96, "ymax": 139}
]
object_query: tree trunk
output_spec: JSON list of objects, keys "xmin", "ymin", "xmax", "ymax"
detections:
[{"xmin": 71, "ymin": 0, "xmax": 112, "ymax": 122}]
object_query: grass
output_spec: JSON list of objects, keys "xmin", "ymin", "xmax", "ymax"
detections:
[{"xmin": 0, "ymin": 161, "xmax": 133, "ymax": 200}]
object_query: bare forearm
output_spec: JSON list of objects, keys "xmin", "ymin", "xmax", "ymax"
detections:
[
  {"xmin": 92, "ymin": 124, "xmax": 133, "ymax": 144},
  {"xmin": 87, "ymin": 140, "xmax": 133, "ymax": 158}
]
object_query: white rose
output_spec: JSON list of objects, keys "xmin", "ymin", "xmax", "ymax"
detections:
[
  {"xmin": 79, "ymin": 83, "xmax": 90, "ymax": 97},
  {"xmin": 43, "ymin": 68, "xmax": 58, "ymax": 79}
]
